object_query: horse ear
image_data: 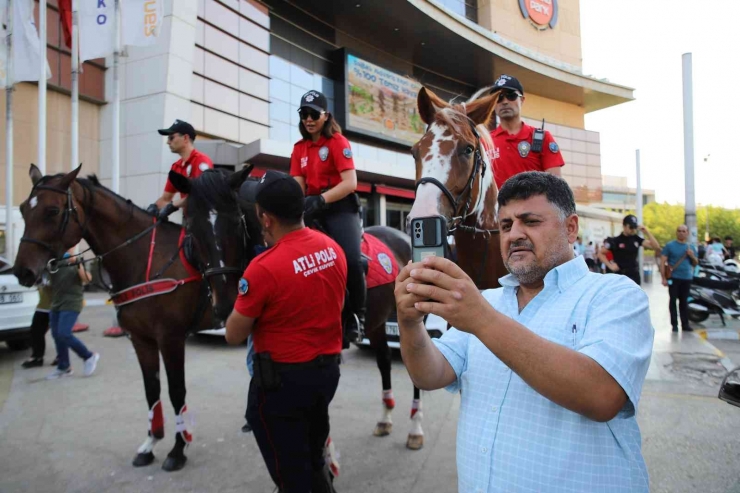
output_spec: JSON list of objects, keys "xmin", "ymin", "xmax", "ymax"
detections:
[
  {"xmin": 57, "ymin": 165, "xmax": 82, "ymax": 190},
  {"xmin": 168, "ymin": 170, "xmax": 191, "ymax": 195},
  {"xmin": 465, "ymin": 92, "xmax": 498, "ymax": 127},
  {"xmin": 29, "ymin": 163, "xmax": 43, "ymax": 185},
  {"xmin": 417, "ymin": 87, "xmax": 447, "ymax": 125},
  {"xmin": 229, "ymin": 164, "xmax": 253, "ymax": 191}
]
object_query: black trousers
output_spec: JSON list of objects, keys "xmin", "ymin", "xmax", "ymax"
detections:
[
  {"xmin": 29, "ymin": 310, "xmax": 50, "ymax": 359},
  {"xmin": 309, "ymin": 199, "xmax": 366, "ymax": 319},
  {"xmin": 247, "ymin": 362, "xmax": 340, "ymax": 493},
  {"xmin": 619, "ymin": 268, "xmax": 641, "ymax": 286},
  {"xmin": 669, "ymin": 278, "xmax": 692, "ymax": 329}
]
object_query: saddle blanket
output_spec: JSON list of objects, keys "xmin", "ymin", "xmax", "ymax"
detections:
[{"xmin": 361, "ymin": 234, "xmax": 398, "ymax": 289}]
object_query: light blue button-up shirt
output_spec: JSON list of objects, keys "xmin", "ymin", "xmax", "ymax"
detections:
[{"xmin": 433, "ymin": 256, "xmax": 654, "ymax": 492}]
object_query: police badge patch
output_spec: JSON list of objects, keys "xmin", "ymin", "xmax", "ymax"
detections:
[
  {"xmin": 549, "ymin": 142, "xmax": 559, "ymax": 153},
  {"xmin": 343, "ymin": 148, "xmax": 352, "ymax": 159},
  {"xmin": 238, "ymin": 278, "xmax": 249, "ymax": 295},
  {"xmin": 319, "ymin": 146, "xmax": 329, "ymax": 161},
  {"xmin": 518, "ymin": 141, "xmax": 531, "ymax": 158},
  {"xmin": 377, "ymin": 253, "xmax": 393, "ymax": 275}
]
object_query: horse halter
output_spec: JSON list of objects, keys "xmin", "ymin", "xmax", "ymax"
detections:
[
  {"xmin": 198, "ymin": 206, "xmax": 250, "ymax": 280},
  {"xmin": 20, "ymin": 182, "xmax": 89, "ymax": 257},
  {"xmin": 414, "ymin": 120, "xmax": 488, "ymax": 234}
]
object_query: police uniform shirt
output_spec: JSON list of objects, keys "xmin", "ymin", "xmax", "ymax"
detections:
[
  {"xmin": 289, "ymin": 133, "xmax": 355, "ymax": 196},
  {"xmin": 233, "ymin": 228, "xmax": 348, "ymax": 363},
  {"xmin": 604, "ymin": 234, "xmax": 644, "ymax": 272},
  {"xmin": 163, "ymin": 149, "xmax": 213, "ymax": 197},
  {"xmin": 490, "ymin": 123, "xmax": 564, "ymax": 189}
]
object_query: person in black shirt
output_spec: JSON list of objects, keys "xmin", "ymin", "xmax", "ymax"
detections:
[
  {"xmin": 725, "ymin": 236, "xmax": 736, "ymax": 261},
  {"xmin": 598, "ymin": 214, "xmax": 660, "ymax": 285}
]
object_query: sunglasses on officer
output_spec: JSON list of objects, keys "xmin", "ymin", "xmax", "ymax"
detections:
[
  {"xmin": 497, "ymin": 91, "xmax": 522, "ymax": 103},
  {"xmin": 167, "ymin": 133, "xmax": 181, "ymax": 142},
  {"xmin": 298, "ymin": 108, "xmax": 325, "ymax": 121}
]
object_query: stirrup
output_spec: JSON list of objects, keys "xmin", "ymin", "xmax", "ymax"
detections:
[{"xmin": 346, "ymin": 313, "xmax": 364, "ymax": 343}]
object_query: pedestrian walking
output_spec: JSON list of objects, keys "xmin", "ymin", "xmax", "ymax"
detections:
[
  {"xmin": 395, "ymin": 172, "xmax": 654, "ymax": 492},
  {"xmin": 226, "ymin": 171, "xmax": 346, "ymax": 493},
  {"xmin": 583, "ymin": 241, "xmax": 597, "ymax": 272},
  {"xmin": 599, "ymin": 214, "xmax": 661, "ymax": 285},
  {"xmin": 46, "ymin": 248, "xmax": 100, "ymax": 379},
  {"xmin": 660, "ymin": 225, "xmax": 698, "ymax": 332},
  {"xmin": 21, "ymin": 281, "xmax": 54, "ymax": 368}
]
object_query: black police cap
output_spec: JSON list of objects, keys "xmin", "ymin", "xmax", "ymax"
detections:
[
  {"xmin": 492, "ymin": 74, "xmax": 524, "ymax": 95},
  {"xmin": 623, "ymin": 214, "xmax": 638, "ymax": 228},
  {"xmin": 299, "ymin": 90, "xmax": 328, "ymax": 113},
  {"xmin": 158, "ymin": 120, "xmax": 196, "ymax": 141}
]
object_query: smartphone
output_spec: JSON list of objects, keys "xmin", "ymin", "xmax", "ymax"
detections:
[{"xmin": 411, "ymin": 217, "xmax": 447, "ymax": 263}]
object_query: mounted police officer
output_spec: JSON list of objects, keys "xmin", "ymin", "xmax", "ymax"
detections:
[{"xmin": 147, "ymin": 120, "xmax": 213, "ymax": 219}]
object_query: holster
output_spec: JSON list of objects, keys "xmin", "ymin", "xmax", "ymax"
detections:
[{"xmin": 253, "ymin": 352, "xmax": 282, "ymax": 391}]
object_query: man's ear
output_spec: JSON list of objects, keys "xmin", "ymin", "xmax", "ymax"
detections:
[{"xmin": 566, "ymin": 214, "xmax": 580, "ymax": 244}]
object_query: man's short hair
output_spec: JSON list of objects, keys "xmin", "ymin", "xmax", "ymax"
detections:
[
  {"xmin": 497, "ymin": 172, "xmax": 576, "ymax": 220},
  {"xmin": 241, "ymin": 171, "xmax": 304, "ymax": 225},
  {"xmin": 726, "ymin": 236, "xmax": 733, "ymax": 241}
]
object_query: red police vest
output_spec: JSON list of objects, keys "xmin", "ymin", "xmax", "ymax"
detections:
[
  {"xmin": 289, "ymin": 133, "xmax": 355, "ymax": 196},
  {"xmin": 233, "ymin": 228, "xmax": 347, "ymax": 363},
  {"xmin": 164, "ymin": 149, "xmax": 214, "ymax": 196},
  {"xmin": 490, "ymin": 123, "xmax": 564, "ymax": 189}
]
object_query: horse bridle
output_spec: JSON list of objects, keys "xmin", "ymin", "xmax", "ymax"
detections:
[
  {"xmin": 414, "ymin": 120, "xmax": 497, "ymax": 236},
  {"xmin": 197, "ymin": 204, "xmax": 250, "ymax": 280}
]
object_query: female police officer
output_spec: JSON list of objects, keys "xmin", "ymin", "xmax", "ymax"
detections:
[{"xmin": 289, "ymin": 90, "xmax": 365, "ymax": 343}]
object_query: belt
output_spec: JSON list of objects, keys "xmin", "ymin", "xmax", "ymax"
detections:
[{"xmin": 273, "ymin": 354, "xmax": 341, "ymax": 372}]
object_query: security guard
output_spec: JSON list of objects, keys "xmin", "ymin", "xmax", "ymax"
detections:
[
  {"xmin": 487, "ymin": 75, "xmax": 565, "ymax": 189},
  {"xmin": 225, "ymin": 170, "xmax": 346, "ymax": 493},
  {"xmin": 147, "ymin": 119, "xmax": 213, "ymax": 218},
  {"xmin": 289, "ymin": 90, "xmax": 365, "ymax": 343},
  {"xmin": 599, "ymin": 214, "xmax": 661, "ymax": 285}
]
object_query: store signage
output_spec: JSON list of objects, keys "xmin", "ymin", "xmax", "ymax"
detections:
[
  {"xmin": 344, "ymin": 54, "xmax": 425, "ymax": 147},
  {"xmin": 519, "ymin": 0, "xmax": 558, "ymax": 30}
]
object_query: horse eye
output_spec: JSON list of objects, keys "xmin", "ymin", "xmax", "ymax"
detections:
[
  {"xmin": 45, "ymin": 207, "xmax": 60, "ymax": 218},
  {"xmin": 465, "ymin": 145, "xmax": 474, "ymax": 155}
]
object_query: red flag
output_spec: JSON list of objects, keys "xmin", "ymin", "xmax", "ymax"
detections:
[{"xmin": 58, "ymin": 0, "xmax": 73, "ymax": 49}]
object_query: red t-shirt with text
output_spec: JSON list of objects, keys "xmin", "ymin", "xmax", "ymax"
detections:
[
  {"xmin": 289, "ymin": 133, "xmax": 355, "ymax": 196},
  {"xmin": 490, "ymin": 123, "xmax": 564, "ymax": 189},
  {"xmin": 164, "ymin": 149, "xmax": 214, "ymax": 196},
  {"xmin": 234, "ymin": 228, "xmax": 347, "ymax": 363}
]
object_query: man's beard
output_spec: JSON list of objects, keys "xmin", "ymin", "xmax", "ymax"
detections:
[{"xmin": 505, "ymin": 234, "xmax": 567, "ymax": 284}]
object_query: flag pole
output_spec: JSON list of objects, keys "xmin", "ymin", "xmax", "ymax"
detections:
[
  {"xmin": 38, "ymin": 0, "xmax": 46, "ymax": 175},
  {"xmin": 71, "ymin": 0, "xmax": 78, "ymax": 172},
  {"xmin": 5, "ymin": 0, "xmax": 14, "ymax": 263},
  {"xmin": 111, "ymin": 0, "xmax": 120, "ymax": 193}
]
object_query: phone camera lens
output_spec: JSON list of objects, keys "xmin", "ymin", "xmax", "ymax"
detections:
[{"xmin": 415, "ymin": 233, "xmax": 421, "ymax": 238}]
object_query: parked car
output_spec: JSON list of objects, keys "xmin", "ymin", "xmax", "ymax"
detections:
[{"xmin": 0, "ymin": 257, "xmax": 39, "ymax": 350}]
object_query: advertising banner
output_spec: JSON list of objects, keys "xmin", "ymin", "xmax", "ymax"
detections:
[{"xmin": 346, "ymin": 55, "xmax": 424, "ymax": 147}]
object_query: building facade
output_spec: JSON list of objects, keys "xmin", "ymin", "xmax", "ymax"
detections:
[{"xmin": 1, "ymin": 0, "xmax": 634, "ymax": 255}]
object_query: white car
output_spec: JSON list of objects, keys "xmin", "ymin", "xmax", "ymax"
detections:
[
  {"xmin": 0, "ymin": 257, "xmax": 39, "ymax": 350},
  {"xmin": 356, "ymin": 312, "xmax": 448, "ymax": 349}
]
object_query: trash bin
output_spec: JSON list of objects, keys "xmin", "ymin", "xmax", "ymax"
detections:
[{"xmin": 643, "ymin": 266, "xmax": 652, "ymax": 284}]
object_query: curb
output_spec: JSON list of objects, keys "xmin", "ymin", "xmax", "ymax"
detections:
[{"xmin": 693, "ymin": 332, "xmax": 737, "ymax": 372}]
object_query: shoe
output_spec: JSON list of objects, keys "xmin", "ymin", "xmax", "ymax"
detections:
[
  {"xmin": 672, "ymin": 326, "xmax": 679, "ymax": 333},
  {"xmin": 241, "ymin": 422, "xmax": 252, "ymax": 433},
  {"xmin": 103, "ymin": 326, "xmax": 126, "ymax": 338},
  {"xmin": 683, "ymin": 326, "xmax": 694, "ymax": 332},
  {"xmin": 50, "ymin": 357, "xmax": 58, "ymax": 366},
  {"xmin": 46, "ymin": 368, "xmax": 73, "ymax": 379},
  {"xmin": 84, "ymin": 353, "xmax": 100, "ymax": 376},
  {"xmin": 21, "ymin": 357, "xmax": 43, "ymax": 369}
]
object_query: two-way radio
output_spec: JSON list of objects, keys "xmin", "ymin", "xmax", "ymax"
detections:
[{"xmin": 531, "ymin": 118, "xmax": 545, "ymax": 153}]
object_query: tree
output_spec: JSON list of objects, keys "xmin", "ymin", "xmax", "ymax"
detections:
[{"xmin": 641, "ymin": 202, "xmax": 740, "ymax": 247}]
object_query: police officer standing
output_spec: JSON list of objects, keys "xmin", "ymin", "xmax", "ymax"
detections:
[
  {"xmin": 147, "ymin": 119, "xmax": 213, "ymax": 218},
  {"xmin": 487, "ymin": 74, "xmax": 565, "ymax": 189},
  {"xmin": 599, "ymin": 214, "xmax": 661, "ymax": 285},
  {"xmin": 225, "ymin": 171, "xmax": 346, "ymax": 493}
]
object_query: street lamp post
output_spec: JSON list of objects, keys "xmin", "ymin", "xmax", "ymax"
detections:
[{"xmin": 704, "ymin": 154, "xmax": 710, "ymax": 241}]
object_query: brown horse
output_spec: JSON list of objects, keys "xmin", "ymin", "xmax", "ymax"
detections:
[
  {"xmin": 408, "ymin": 86, "xmax": 507, "ymax": 289},
  {"xmin": 168, "ymin": 169, "xmax": 433, "ymax": 450},
  {"xmin": 12, "ymin": 164, "xmax": 249, "ymax": 472}
]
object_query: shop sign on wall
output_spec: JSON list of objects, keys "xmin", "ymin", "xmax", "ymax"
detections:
[{"xmin": 519, "ymin": 0, "xmax": 559, "ymax": 30}]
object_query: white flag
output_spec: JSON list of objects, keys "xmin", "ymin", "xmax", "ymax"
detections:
[
  {"xmin": 0, "ymin": 0, "xmax": 52, "ymax": 89},
  {"xmin": 121, "ymin": 0, "xmax": 162, "ymax": 48},
  {"xmin": 79, "ymin": 0, "xmax": 116, "ymax": 62}
]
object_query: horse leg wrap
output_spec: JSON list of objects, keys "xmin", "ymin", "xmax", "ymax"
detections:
[
  {"xmin": 149, "ymin": 400, "xmax": 164, "ymax": 439},
  {"xmin": 410, "ymin": 398, "xmax": 421, "ymax": 420},
  {"xmin": 175, "ymin": 404, "xmax": 193, "ymax": 445},
  {"xmin": 382, "ymin": 390, "xmax": 396, "ymax": 410},
  {"xmin": 324, "ymin": 436, "xmax": 340, "ymax": 478}
]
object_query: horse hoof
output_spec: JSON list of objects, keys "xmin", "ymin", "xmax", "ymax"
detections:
[
  {"xmin": 132, "ymin": 452, "xmax": 155, "ymax": 467},
  {"xmin": 162, "ymin": 455, "xmax": 187, "ymax": 472},
  {"xmin": 406, "ymin": 434, "xmax": 424, "ymax": 450},
  {"xmin": 373, "ymin": 422, "xmax": 393, "ymax": 437}
]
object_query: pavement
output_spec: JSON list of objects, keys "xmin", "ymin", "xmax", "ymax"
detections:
[{"xmin": 0, "ymin": 282, "xmax": 738, "ymax": 492}]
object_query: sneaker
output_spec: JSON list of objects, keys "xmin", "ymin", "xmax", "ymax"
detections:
[
  {"xmin": 84, "ymin": 353, "xmax": 100, "ymax": 376},
  {"xmin": 672, "ymin": 326, "xmax": 679, "ymax": 333},
  {"xmin": 21, "ymin": 358, "xmax": 43, "ymax": 369},
  {"xmin": 46, "ymin": 368, "xmax": 73, "ymax": 379},
  {"xmin": 683, "ymin": 326, "xmax": 694, "ymax": 332},
  {"xmin": 241, "ymin": 422, "xmax": 252, "ymax": 433}
]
